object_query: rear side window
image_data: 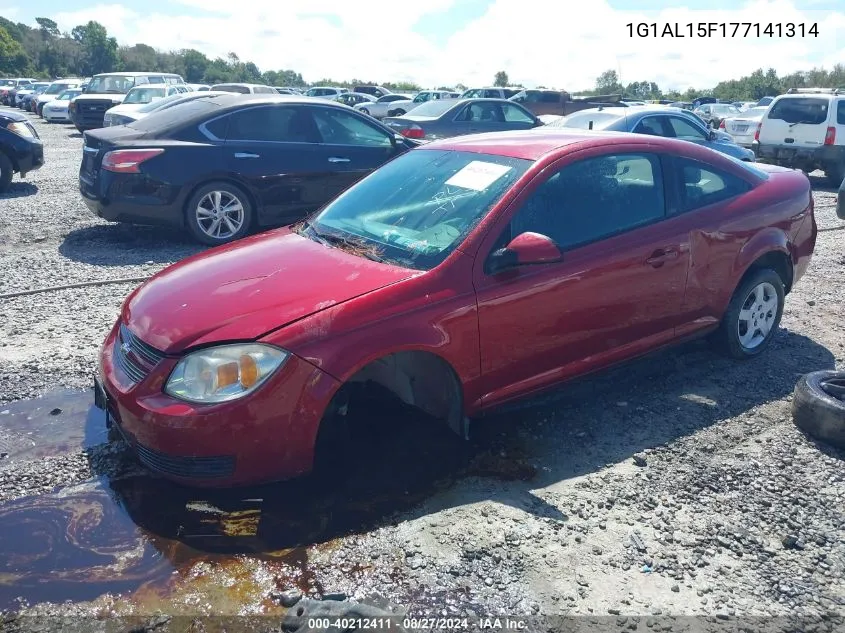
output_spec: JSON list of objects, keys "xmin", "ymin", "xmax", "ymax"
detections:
[
  {"xmin": 224, "ymin": 106, "xmax": 320, "ymax": 142},
  {"xmin": 673, "ymin": 157, "xmax": 752, "ymax": 213},
  {"xmin": 541, "ymin": 92, "xmax": 561, "ymax": 103},
  {"xmin": 508, "ymin": 153, "xmax": 665, "ymax": 251},
  {"xmin": 768, "ymin": 98, "xmax": 829, "ymax": 125}
]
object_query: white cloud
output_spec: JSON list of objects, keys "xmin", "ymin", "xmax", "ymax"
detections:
[{"xmin": 48, "ymin": 0, "xmax": 844, "ymax": 91}]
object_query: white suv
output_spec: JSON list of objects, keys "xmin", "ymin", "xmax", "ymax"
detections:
[{"xmin": 754, "ymin": 88, "xmax": 845, "ymax": 185}]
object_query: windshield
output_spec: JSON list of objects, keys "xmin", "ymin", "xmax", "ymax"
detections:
[
  {"xmin": 137, "ymin": 92, "xmax": 185, "ymax": 112},
  {"xmin": 548, "ymin": 110, "xmax": 621, "ymax": 129},
  {"xmin": 740, "ymin": 106, "xmax": 769, "ymax": 118},
  {"xmin": 123, "ymin": 87, "xmax": 166, "ymax": 104},
  {"xmin": 712, "ymin": 105, "xmax": 740, "ymax": 115},
  {"xmin": 57, "ymin": 90, "xmax": 81, "ymax": 101},
  {"xmin": 307, "ymin": 149, "xmax": 530, "ymax": 270},
  {"xmin": 86, "ymin": 75, "xmax": 137, "ymax": 94},
  {"xmin": 214, "ymin": 84, "xmax": 251, "ymax": 94},
  {"xmin": 406, "ymin": 100, "xmax": 455, "ymax": 117},
  {"xmin": 767, "ymin": 97, "xmax": 828, "ymax": 125},
  {"xmin": 45, "ymin": 83, "xmax": 72, "ymax": 94}
]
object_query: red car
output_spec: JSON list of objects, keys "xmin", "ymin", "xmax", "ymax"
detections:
[{"xmin": 94, "ymin": 130, "xmax": 816, "ymax": 487}]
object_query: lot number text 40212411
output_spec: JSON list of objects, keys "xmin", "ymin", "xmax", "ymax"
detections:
[{"xmin": 626, "ymin": 22, "xmax": 819, "ymax": 38}]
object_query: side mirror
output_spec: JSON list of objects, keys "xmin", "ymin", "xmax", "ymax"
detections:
[
  {"xmin": 708, "ymin": 130, "xmax": 717, "ymax": 141},
  {"xmin": 487, "ymin": 232, "xmax": 562, "ymax": 274}
]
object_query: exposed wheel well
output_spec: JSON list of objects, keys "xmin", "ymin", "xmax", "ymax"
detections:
[
  {"xmin": 331, "ymin": 351, "xmax": 465, "ymax": 435},
  {"xmin": 183, "ymin": 179, "xmax": 259, "ymax": 228},
  {"xmin": 742, "ymin": 251, "xmax": 793, "ymax": 294}
]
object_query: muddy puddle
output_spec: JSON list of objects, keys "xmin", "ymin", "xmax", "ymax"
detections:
[{"xmin": 0, "ymin": 387, "xmax": 537, "ymax": 614}]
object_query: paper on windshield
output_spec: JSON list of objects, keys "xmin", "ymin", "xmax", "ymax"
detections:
[{"xmin": 445, "ymin": 161, "xmax": 512, "ymax": 191}]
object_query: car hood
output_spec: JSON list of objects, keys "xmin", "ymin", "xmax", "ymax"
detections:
[
  {"xmin": 74, "ymin": 93, "xmax": 127, "ymax": 103},
  {"xmin": 106, "ymin": 103, "xmax": 145, "ymax": 115},
  {"xmin": 123, "ymin": 228, "xmax": 419, "ymax": 354}
]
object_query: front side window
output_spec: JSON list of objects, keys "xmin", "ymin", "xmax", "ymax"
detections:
[
  {"xmin": 673, "ymin": 157, "xmax": 752, "ymax": 213},
  {"xmin": 463, "ymin": 89, "xmax": 483, "ymax": 98},
  {"xmin": 506, "ymin": 153, "xmax": 665, "ymax": 251},
  {"xmin": 309, "ymin": 150, "xmax": 531, "ymax": 270},
  {"xmin": 413, "ymin": 93, "xmax": 430, "ymax": 103},
  {"xmin": 666, "ymin": 116, "xmax": 707, "ymax": 141},
  {"xmin": 312, "ymin": 108, "xmax": 392, "ymax": 147},
  {"xmin": 501, "ymin": 103, "xmax": 535, "ymax": 123},
  {"xmin": 540, "ymin": 91, "xmax": 561, "ymax": 103},
  {"xmin": 836, "ymin": 100, "xmax": 845, "ymax": 125}
]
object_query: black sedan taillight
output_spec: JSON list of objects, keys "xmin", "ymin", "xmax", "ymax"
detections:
[{"xmin": 101, "ymin": 149, "xmax": 165, "ymax": 174}]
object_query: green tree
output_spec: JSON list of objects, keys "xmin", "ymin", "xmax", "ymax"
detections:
[
  {"xmin": 35, "ymin": 17, "xmax": 60, "ymax": 37},
  {"xmin": 73, "ymin": 21, "xmax": 119, "ymax": 74},
  {"xmin": 595, "ymin": 69, "xmax": 623, "ymax": 94},
  {"xmin": 493, "ymin": 71, "xmax": 508, "ymax": 87},
  {"xmin": 0, "ymin": 25, "xmax": 28, "ymax": 74}
]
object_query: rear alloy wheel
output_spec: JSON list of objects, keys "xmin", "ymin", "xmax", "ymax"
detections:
[
  {"xmin": 0, "ymin": 152, "xmax": 13, "ymax": 193},
  {"xmin": 185, "ymin": 182, "xmax": 253, "ymax": 246},
  {"xmin": 712, "ymin": 268, "xmax": 784, "ymax": 359}
]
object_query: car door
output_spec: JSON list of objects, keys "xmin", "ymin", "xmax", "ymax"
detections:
[
  {"xmin": 473, "ymin": 149, "xmax": 691, "ymax": 407},
  {"xmin": 309, "ymin": 106, "xmax": 404, "ymax": 200},
  {"xmin": 220, "ymin": 104, "xmax": 335, "ymax": 224},
  {"xmin": 456, "ymin": 101, "xmax": 511, "ymax": 135}
]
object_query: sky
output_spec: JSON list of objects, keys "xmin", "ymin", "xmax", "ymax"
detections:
[{"xmin": 1, "ymin": 0, "xmax": 843, "ymax": 91}]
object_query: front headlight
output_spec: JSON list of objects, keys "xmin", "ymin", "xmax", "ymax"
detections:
[
  {"xmin": 6, "ymin": 122, "xmax": 34, "ymax": 138},
  {"xmin": 164, "ymin": 343, "xmax": 288, "ymax": 404}
]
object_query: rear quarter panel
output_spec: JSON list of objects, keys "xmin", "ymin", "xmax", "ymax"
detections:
[{"xmin": 683, "ymin": 168, "xmax": 812, "ymax": 322}]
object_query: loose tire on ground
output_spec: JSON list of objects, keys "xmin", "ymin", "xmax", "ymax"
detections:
[
  {"xmin": 711, "ymin": 268, "xmax": 785, "ymax": 359},
  {"xmin": 792, "ymin": 370, "xmax": 845, "ymax": 449}
]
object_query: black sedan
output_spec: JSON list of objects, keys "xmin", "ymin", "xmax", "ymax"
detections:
[
  {"xmin": 381, "ymin": 98, "xmax": 542, "ymax": 141},
  {"xmin": 79, "ymin": 94, "xmax": 420, "ymax": 245},
  {"xmin": 0, "ymin": 109, "xmax": 44, "ymax": 192}
]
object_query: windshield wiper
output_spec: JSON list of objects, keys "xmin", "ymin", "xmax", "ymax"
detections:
[{"xmin": 306, "ymin": 223, "xmax": 387, "ymax": 262}]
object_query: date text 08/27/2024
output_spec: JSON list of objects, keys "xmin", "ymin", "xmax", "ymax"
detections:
[{"xmin": 626, "ymin": 22, "xmax": 819, "ymax": 38}]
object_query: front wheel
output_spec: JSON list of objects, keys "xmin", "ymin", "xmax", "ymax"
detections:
[
  {"xmin": 185, "ymin": 181, "xmax": 254, "ymax": 246},
  {"xmin": 0, "ymin": 152, "xmax": 13, "ymax": 193},
  {"xmin": 711, "ymin": 268, "xmax": 785, "ymax": 359},
  {"xmin": 824, "ymin": 163, "xmax": 844, "ymax": 188},
  {"xmin": 388, "ymin": 109, "xmax": 406, "ymax": 117},
  {"xmin": 359, "ymin": 107, "xmax": 370, "ymax": 116}
]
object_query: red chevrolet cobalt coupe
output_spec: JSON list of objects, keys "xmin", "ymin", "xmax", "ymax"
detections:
[{"xmin": 94, "ymin": 130, "xmax": 816, "ymax": 487}]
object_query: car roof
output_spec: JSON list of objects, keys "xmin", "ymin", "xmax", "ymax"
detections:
[
  {"xmin": 185, "ymin": 93, "xmax": 354, "ymax": 111},
  {"xmin": 129, "ymin": 83, "xmax": 172, "ymax": 89},
  {"xmin": 425, "ymin": 128, "xmax": 705, "ymax": 161}
]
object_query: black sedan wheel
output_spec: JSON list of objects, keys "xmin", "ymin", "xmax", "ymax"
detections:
[
  {"xmin": 0, "ymin": 152, "xmax": 13, "ymax": 193},
  {"xmin": 185, "ymin": 181, "xmax": 254, "ymax": 246}
]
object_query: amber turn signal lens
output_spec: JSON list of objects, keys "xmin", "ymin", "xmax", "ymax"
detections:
[{"xmin": 240, "ymin": 355, "xmax": 259, "ymax": 388}]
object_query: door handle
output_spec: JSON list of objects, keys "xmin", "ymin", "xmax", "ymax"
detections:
[
  {"xmin": 234, "ymin": 152, "xmax": 260, "ymax": 159},
  {"xmin": 646, "ymin": 248, "xmax": 679, "ymax": 267},
  {"xmin": 328, "ymin": 156, "xmax": 350, "ymax": 163}
]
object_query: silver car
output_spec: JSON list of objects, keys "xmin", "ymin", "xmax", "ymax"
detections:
[{"xmin": 546, "ymin": 106, "xmax": 756, "ymax": 161}]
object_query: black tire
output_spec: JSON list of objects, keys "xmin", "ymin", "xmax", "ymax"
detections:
[
  {"xmin": 711, "ymin": 268, "xmax": 784, "ymax": 359},
  {"xmin": 311, "ymin": 384, "xmax": 355, "ymax": 483},
  {"xmin": 0, "ymin": 152, "xmax": 13, "ymax": 193},
  {"xmin": 74, "ymin": 125, "xmax": 85, "ymax": 133},
  {"xmin": 792, "ymin": 371, "xmax": 845, "ymax": 449},
  {"xmin": 359, "ymin": 107, "xmax": 370, "ymax": 116},
  {"xmin": 388, "ymin": 109, "xmax": 406, "ymax": 117},
  {"xmin": 825, "ymin": 163, "xmax": 845, "ymax": 188},
  {"xmin": 184, "ymin": 181, "xmax": 254, "ymax": 246}
]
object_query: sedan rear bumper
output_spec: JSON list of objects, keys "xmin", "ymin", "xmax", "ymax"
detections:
[{"xmin": 79, "ymin": 170, "xmax": 186, "ymax": 228}]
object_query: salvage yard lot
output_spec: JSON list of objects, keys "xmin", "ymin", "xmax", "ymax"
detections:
[{"xmin": 0, "ymin": 108, "xmax": 844, "ymax": 624}]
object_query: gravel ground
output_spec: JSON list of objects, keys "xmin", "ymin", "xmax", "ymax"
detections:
[{"xmin": 1, "ymin": 108, "xmax": 844, "ymax": 626}]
